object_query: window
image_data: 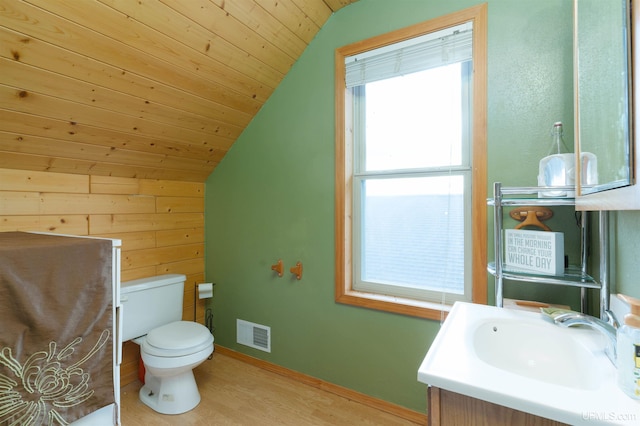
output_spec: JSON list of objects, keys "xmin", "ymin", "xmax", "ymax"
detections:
[{"xmin": 335, "ymin": 4, "xmax": 487, "ymax": 319}]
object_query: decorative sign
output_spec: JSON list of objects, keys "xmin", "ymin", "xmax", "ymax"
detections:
[{"xmin": 504, "ymin": 229, "xmax": 564, "ymax": 276}]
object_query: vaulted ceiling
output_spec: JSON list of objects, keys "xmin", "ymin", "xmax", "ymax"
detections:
[{"xmin": 0, "ymin": 0, "xmax": 358, "ymax": 182}]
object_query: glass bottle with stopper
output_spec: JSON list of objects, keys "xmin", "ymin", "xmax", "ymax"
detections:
[
  {"xmin": 538, "ymin": 122, "xmax": 575, "ymax": 197},
  {"xmin": 548, "ymin": 122, "xmax": 571, "ymax": 155}
]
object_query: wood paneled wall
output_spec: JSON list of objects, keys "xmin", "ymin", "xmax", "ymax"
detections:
[
  {"xmin": 0, "ymin": 167, "xmax": 205, "ymax": 386},
  {"xmin": 0, "ymin": 0, "xmax": 357, "ymax": 181}
]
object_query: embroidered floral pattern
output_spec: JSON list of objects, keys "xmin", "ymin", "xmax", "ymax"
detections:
[{"xmin": 0, "ymin": 330, "xmax": 110, "ymax": 426}]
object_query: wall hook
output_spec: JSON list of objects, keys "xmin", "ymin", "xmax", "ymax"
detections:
[
  {"xmin": 290, "ymin": 261, "xmax": 303, "ymax": 280},
  {"xmin": 271, "ymin": 259, "xmax": 283, "ymax": 277}
]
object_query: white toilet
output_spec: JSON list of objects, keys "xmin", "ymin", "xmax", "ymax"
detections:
[{"xmin": 120, "ymin": 274, "xmax": 214, "ymax": 415}]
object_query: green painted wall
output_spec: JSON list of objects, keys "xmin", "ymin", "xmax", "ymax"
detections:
[
  {"xmin": 614, "ymin": 211, "xmax": 640, "ymax": 298},
  {"xmin": 205, "ymin": 0, "xmax": 640, "ymax": 414}
]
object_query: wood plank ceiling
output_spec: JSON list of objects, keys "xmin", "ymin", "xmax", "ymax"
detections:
[{"xmin": 0, "ymin": 0, "xmax": 358, "ymax": 182}]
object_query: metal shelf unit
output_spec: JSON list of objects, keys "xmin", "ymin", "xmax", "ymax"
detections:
[{"xmin": 488, "ymin": 182, "xmax": 609, "ymax": 318}]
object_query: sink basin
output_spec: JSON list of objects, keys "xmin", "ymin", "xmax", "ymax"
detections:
[
  {"xmin": 473, "ymin": 318, "xmax": 601, "ymax": 389},
  {"xmin": 418, "ymin": 302, "xmax": 640, "ymax": 426}
]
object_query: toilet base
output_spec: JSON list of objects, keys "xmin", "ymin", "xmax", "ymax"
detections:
[{"xmin": 139, "ymin": 369, "xmax": 201, "ymax": 414}]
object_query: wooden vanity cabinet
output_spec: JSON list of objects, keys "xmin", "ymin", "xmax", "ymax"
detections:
[{"xmin": 428, "ymin": 387, "xmax": 567, "ymax": 426}]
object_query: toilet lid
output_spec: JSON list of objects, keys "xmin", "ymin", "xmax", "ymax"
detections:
[{"xmin": 143, "ymin": 321, "xmax": 213, "ymax": 357}]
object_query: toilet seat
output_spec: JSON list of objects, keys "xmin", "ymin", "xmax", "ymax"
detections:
[{"xmin": 142, "ymin": 321, "xmax": 214, "ymax": 357}]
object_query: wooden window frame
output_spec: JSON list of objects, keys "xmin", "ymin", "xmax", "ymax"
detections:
[{"xmin": 334, "ymin": 4, "xmax": 488, "ymax": 320}]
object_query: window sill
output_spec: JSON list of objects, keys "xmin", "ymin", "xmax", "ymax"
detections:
[{"xmin": 336, "ymin": 289, "xmax": 454, "ymax": 320}]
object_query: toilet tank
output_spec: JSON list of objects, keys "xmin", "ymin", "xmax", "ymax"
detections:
[{"xmin": 120, "ymin": 274, "xmax": 186, "ymax": 341}]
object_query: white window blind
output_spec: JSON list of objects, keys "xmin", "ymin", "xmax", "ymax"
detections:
[{"xmin": 344, "ymin": 22, "xmax": 472, "ymax": 88}]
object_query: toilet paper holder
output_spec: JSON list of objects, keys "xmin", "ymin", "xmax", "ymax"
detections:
[
  {"xmin": 197, "ymin": 283, "xmax": 214, "ymax": 299},
  {"xmin": 194, "ymin": 282, "xmax": 215, "ymax": 326}
]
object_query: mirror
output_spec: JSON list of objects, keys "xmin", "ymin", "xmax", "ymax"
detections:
[
  {"xmin": 574, "ymin": 0, "xmax": 633, "ymax": 196},
  {"xmin": 575, "ymin": 0, "xmax": 640, "ymax": 210}
]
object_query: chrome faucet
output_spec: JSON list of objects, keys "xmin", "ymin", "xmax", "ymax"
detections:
[
  {"xmin": 603, "ymin": 309, "xmax": 620, "ymax": 329},
  {"xmin": 551, "ymin": 311, "xmax": 617, "ymax": 366}
]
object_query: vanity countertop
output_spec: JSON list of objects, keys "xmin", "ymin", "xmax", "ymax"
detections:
[{"xmin": 418, "ymin": 302, "xmax": 640, "ymax": 426}]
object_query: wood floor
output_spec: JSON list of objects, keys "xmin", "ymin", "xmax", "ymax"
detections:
[{"xmin": 120, "ymin": 351, "xmax": 424, "ymax": 425}]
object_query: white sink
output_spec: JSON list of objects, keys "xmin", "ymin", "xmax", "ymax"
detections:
[
  {"xmin": 473, "ymin": 318, "xmax": 602, "ymax": 390},
  {"xmin": 418, "ymin": 302, "xmax": 640, "ymax": 426}
]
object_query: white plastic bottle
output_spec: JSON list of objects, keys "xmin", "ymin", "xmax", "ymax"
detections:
[{"xmin": 617, "ymin": 294, "xmax": 640, "ymax": 399}]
